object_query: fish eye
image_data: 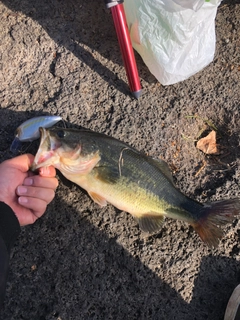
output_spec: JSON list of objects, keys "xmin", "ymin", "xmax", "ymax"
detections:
[{"xmin": 56, "ymin": 130, "xmax": 65, "ymax": 139}]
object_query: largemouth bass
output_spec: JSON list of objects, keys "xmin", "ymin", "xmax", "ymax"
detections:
[{"xmin": 32, "ymin": 127, "xmax": 240, "ymax": 247}]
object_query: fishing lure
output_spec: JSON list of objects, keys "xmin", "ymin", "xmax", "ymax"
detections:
[{"xmin": 10, "ymin": 115, "xmax": 62, "ymax": 152}]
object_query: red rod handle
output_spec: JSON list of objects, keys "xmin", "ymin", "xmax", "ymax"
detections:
[{"xmin": 110, "ymin": 4, "xmax": 142, "ymax": 98}]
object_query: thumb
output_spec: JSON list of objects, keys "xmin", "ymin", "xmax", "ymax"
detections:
[{"xmin": 5, "ymin": 154, "xmax": 35, "ymax": 172}]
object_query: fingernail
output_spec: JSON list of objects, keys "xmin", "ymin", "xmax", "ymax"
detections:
[
  {"xmin": 24, "ymin": 178, "xmax": 33, "ymax": 186},
  {"xmin": 17, "ymin": 186, "xmax": 28, "ymax": 194},
  {"xmin": 18, "ymin": 197, "xmax": 28, "ymax": 204},
  {"xmin": 39, "ymin": 167, "xmax": 50, "ymax": 176}
]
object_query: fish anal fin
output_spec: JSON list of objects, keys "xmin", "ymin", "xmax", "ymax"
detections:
[
  {"xmin": 89, "ymin": 191, "xmax": 107, "ymax": 207},
  {"xmin": 137, "ymin": 213, "xmax": 164, "ymax": 233}
]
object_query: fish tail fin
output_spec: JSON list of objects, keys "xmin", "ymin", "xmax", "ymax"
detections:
[{"xmin": 192, "ymin": 199, "xmax": 240, "ymax": 247}]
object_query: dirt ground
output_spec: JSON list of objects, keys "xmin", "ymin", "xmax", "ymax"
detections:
[{"xmin": 0, "ymin": 0, "xmax": 239, "ymax": 319}]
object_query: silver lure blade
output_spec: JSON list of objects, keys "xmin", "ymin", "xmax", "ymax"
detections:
[
  {"xmin": 10, "ymin": 115, "xmax": 62, "ymax": 153},
  {"xmin": 16, "ymin": 115, "xmax": 62, "ymax": 142}
]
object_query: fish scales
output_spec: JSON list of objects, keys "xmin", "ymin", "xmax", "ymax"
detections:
[
  {"xmin": 31, "ymin": 127, "xmax": 240, "ymax": 247},
  {"xmin": 96, "ymin": 146, "xmax": 201, "ymax": 221}
]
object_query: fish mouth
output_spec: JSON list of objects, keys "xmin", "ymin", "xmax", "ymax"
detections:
[{"xmin": 31, "ymin": 127, "xmax": 60, "ymax": 171}]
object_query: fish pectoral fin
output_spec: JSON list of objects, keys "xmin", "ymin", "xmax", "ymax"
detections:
[
  {"xmin": 94, "ymin": 166, "xmax": 119, "ymax": 184},
  {"xmin": 89, "ymin": 191, "xmax": 107, "ymax": 207},
  {"xmin": 137, "ymin": 213, "xmax": 164, "ymax": 233}
]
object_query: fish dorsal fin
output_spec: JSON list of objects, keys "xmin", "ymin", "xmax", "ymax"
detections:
[
  {"xmin": 89, "ymin": 192, "xmax": 107, "ymax": 207},
  {"xmin": 137, "ymin": 213, "xmax": 164, "ymax": 233},
  {"xmin": 93, "ymin": 166, "xmax": 120, "ymax": 184},
  {"xmin": 149, "ymin": 158, "xmax": 174, "ymax": 184}
]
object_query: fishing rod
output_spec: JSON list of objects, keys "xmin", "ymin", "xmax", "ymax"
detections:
[{"xmin": 105, "ymin": 0, "xmax": 142, "ymax": 99}]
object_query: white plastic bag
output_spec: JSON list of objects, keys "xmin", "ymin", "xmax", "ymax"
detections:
[{"xmin": 124, "ymin": 0, "xmax": 221, "ymax": 85}]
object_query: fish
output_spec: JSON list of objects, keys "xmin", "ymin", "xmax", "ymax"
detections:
[
  {"xmin": 10, "ymin": 115, "xmax": 62, "ymax": 153},
  {"xmin": 31, "ymin": 127, "xmax": 240, "ymax": 247}
]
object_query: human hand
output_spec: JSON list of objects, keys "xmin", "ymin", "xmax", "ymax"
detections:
[{"xmin": 0, "ymin": 154, "xmax": 58, "ymax": 226}]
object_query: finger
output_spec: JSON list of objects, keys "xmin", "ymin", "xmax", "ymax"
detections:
[
  {"xmin": 22, "ymin": 176, "xmax": 59, "ymax": 190},
  {"xmin": 18, "ymin": 196, "xmax": 48, "ymax": 219},
  {"xmin": 26, "ymin": 171, "xmax": 35, "ymax": 178},
  {"xmin": 17, "ymin": 185, "xmax": 56, "ymax": 204},
  {"xmin": 5, "ymin": 154, "xmax": 34, "ymax": 172},
  {"xmin": 38, "ymin": 166, "xmax": 56, "ymax": 177},
  {"xmin": 18, "ymin": 213, "xmax": 38, "ymax": 226}
]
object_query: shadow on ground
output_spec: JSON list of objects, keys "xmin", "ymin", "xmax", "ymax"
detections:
[
  {"xmin": 2, "ymin": 0, "xmax": 239, "ymax": 100},
  {"xmin": 2, "ymin": 0, "xmax": 146, "ymax": 96},
  {"xmin": 0, "ymin": 109, "xmax": 239, "ymax": 320}
]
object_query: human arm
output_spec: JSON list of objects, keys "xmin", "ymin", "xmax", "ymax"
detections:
[
  {"xmin": 0, "ymin": 202, "xmax": 21, "ymax": 306},
  {"xmin": 0, "ymin": 154, "xmax": 58, "ymax": 307}
]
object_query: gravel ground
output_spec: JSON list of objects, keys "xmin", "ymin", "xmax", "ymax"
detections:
[{"xmin": 0, "ymin": 0, "xmax": 239, "ymax": 319}]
